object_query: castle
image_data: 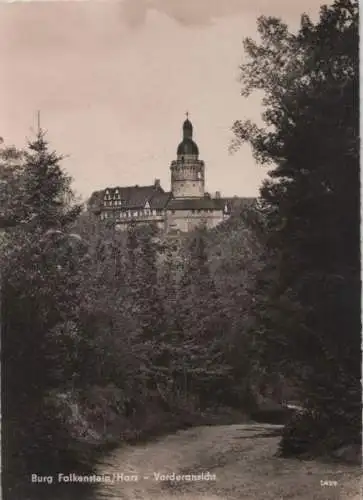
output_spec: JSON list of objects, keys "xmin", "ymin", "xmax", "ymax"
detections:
[{"xmin": 89, "ymin": 116, "xmax": 251, "ymax": 233}]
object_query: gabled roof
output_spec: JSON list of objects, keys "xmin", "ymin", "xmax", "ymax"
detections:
[
  {"xmin": 150, "ymin": 192, "xmax": 173, "ymax": 209},
  {"xmin": 102, "ymin": 184, "xmax": 165, "ymax": 209},
  {"xmin": 89, "ymin": 184, "xmax": 256, "ymax": 217}
]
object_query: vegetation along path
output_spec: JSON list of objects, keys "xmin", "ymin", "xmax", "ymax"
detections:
[{"xmin": 94, "ymin": 423, "xmax": 361, "ymax": 499}]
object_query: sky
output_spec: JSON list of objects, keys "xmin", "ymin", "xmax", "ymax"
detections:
[{"xmin": 0, "ymin": 0, "xmax": 326, "ymax": 201}]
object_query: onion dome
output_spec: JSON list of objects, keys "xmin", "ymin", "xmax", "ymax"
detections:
[{"xmin": 177, "ymin": 114, "xmax": 199, "ymax": 156}]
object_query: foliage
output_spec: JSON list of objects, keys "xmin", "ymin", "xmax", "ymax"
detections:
[
  {"xmin": 233, "ymin": 0, "xmax": 360, "ymax": 454},
  {"xmin": 8, "ymin": 4, "xmax": 359, "ymax": 487},
  {"xmin": 1, "ymin": 131, "xmax": 85, "ymax": 497}
]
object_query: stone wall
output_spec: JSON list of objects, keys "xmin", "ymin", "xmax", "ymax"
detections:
[{"xmin": 166, "ymin": 209, "xmax": 224, "ymax": 232}]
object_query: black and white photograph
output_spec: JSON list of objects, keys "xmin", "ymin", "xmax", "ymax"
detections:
[{"xmin": 0, "ymin": 0, "xmax": 360, "ymax": 499}]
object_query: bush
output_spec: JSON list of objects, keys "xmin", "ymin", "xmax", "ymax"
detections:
[{"xmin": 279, "ymin": 407, "xmax": 361, "ymax": 458}]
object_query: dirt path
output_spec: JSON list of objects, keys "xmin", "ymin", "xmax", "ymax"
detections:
[{"xmin": 94, "ymin": 423, "xmax": 361, "ymax": 499}]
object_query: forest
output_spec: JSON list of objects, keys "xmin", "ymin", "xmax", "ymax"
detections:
[{"xmin": 0, "ymin": 1, "xmax": 360, "ymax": 499}]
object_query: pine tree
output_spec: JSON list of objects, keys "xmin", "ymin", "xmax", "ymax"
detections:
[
  {"xmin": 22, "ymin": 130, "xmax": 81, "ymax": 230},
  {"xmin": 1, "ymin": 130, "xmax": 84, "ymax": 495}
]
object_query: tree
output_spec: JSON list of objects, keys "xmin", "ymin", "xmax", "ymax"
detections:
[
  {"xmin": 166, "ymin": 229, "xmax": 231, "ymax": 407},
  {"xmin": 0, "ymin": 143, "xmax": 25, "ymax": 228},
  {"xmin": 1, "ymin": 130, "xmax": 85, "ymax": 496},
  {"xmin": 232, "ymin": 0, "xmax": 360, "ymax": 454},
  {"xmin": 0, "ymin": 131, "xmax": 80, "ymax": 230},
  {"xmin": 207, "ymin": 208, "xmax": 269, "ymax": 409}
]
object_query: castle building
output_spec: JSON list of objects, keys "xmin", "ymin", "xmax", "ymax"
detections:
[{"xmin": 89, "ymin": 116, "xmax": 247, "ymax": 233}]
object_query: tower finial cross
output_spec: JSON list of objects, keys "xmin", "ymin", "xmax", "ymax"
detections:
[{"xmin": 186, "ymin": 111, "xmax": 189, "ymax": 119}]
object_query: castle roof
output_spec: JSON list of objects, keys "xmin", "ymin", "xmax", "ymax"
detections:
[
  {"xmin": 167, "ymin": 197, "xmax": 225, "ymax": 211},
  {"xmin": 95, "ymin": 183, "xmax": 172, "ymax": 211},
  {"xmin": 149, "ymin": 191, "xmax": 173, "ymax": 209},
  {"xmin": 90, "ymin": 184, "xmax": 256, "ymax": 215},
  {"xmin": 220, "ymin": 196, "xmax": 256, "ymax": 210},
  {"xmin": 177, "ymin": 138, "xmax": 199, "ymax": 156},
  {"xmin": 176, "ymin": 115, "xmax": 199, "ymax": 156}
]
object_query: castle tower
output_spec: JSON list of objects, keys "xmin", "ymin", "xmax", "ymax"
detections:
[{"xmin": 170, "ymin": 115, "xmax": 205, "ymax": 198}]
